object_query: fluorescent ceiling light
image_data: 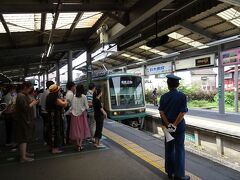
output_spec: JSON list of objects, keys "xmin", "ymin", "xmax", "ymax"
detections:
[
  {"xmin": 2, "ymin": 13, "xmax": 41, "ymax": 33},
  {"xmin": 121, "ymin": 53, "xmax": 131, "ymax": 57},
  {"xmin": 139, "ymin": 45, "xmax": 168, "ymax": 55},
  {"xmin": 139, "ymin": 45, "xmax": 151, "ymax": 50},
  {"xmin": 217, "ymin": 8, "xmax": 240, "ymax": 27},
  {"xmin": 121, "ymin": 53, "xmax": 145, "ymax": 62},
  {"xmin": 168, "ymin": 32, "xmax": 209, "ymax": 49}
]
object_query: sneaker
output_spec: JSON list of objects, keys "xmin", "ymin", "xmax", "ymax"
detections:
[
  {"xmin": 94, "ymin": 144, "xmax": 106, "ymax": 148},
  {"xmin": 20, "ymin": 157, "xmax": 34, "ymax": 163}
]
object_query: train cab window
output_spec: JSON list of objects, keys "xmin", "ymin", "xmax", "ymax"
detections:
[{"xmin": 109, "ymin": 76, "xmax": 145, "ymax": 109}]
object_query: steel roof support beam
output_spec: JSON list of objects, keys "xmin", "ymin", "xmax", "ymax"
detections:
[
  {"xmin": 62, "ymin": 12, "xmax": 83, "ymax": 42},
  {"xmin": 179, "ymin": 21, "xmax": 219, "ymax": 40},
  {"xmin": 87, "ymin": 14, "xmax": 108, "ymax": 38},
  {"xmin": 39, "ymin": 13, "xmax": 46, "ymax": 45},
  {"xmin": 0, "ymin": 3, "xmax": 127, "ymax": 13},
  {"xmin": 118, "ymin": 0, "xmax": 220, "ymax": 50},
  {"xmin": 0, "ymin": 14, "xmax": 16, "ymax": 47},
  {"xmin": 105, "ymin": 12, "xmax": 129, "ymax": 26},
  {"xmin": 109, "ymin": 0, "xmax": 174, "ymax": 42},
  {"xmin": 124, "ymin": 49, "xmax": 148, "ymax": 59},
  {"xmin": 0, "ymin": 41, "xmax": 87, "ymax": 58},
  {"xmin": 47, "ymin": 1, "xmax": 61, "ymax": 45}
]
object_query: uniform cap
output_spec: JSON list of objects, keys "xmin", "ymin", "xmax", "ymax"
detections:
[
  {"xmin": 49, "ymin": 84, "xmax": 60, "ymax": 93},
  {"xmin": 166, "ymin": 74, "xmax": 181, "ymax": 80}
]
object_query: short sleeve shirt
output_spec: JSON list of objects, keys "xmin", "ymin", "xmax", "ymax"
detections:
[
  {"xmin": 158, "ymin": 89, "xmax": 188, "ymax": 132},
  {"xmin": 87, "ymin": 90, "xmax": 94, "ymax": 113},
  {"xmin": 93, "ymin": 98, "xmax": 103, "ymax": 118},
  {"xmin": 65, "ymin": 90, "xmax": 74, "ymax": 115}
]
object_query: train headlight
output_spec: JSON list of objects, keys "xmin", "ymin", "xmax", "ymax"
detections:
[
  {"xmin": 139, "ymin": 108, "xmax": 145, "ymax": 112},
  {"xmin": 113, "ymin": 112, "xmax": 118, "ymax": 116}
]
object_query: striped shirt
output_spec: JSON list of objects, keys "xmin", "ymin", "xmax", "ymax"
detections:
[{"xmin": 86, "ymin": 90, "xmax": 94, "ymax": 113}]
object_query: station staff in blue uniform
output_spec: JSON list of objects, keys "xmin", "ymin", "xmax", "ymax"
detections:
[{"xmin": 158, "ymin": 74, "xmax": 190, "ymax": 180}]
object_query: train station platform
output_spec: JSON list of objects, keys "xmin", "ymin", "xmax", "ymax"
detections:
[
  {"xmin": 146, "ymin": 105, "xmax": 240, "ymax": 137},
  {"xmin": 1, "ymin": 119, "xmax": 240, "ymax": 180}
]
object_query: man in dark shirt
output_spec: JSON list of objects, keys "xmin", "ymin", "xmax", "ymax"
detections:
[{"xmin": 158, "ymin": 74, "xmax": 189, "ymax": 180}]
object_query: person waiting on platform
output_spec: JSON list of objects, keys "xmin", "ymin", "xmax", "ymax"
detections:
[
  {"xmin": 39, "ymin": 81, "xmax": 54, "ymax": 145},
  {"xmin": 46, "ymin": 84, "xmax": 68, "ymax": 154},
  {"xmin": 15, "ymin": 82, "xmax": 39, "ymax": 163},
  {"xmin": 69, "ymin": 84, "xmax": 90, "ymax": 151},
  {"xmin": 86, "ymin": 83, "xmax": 96, "ymax": 142},
  {"xmin": 152, "ymin": 88, "xmax": 158, "ymax": 106},
  {"xmin": 65, "ymin": 82, "xmax": 76, "ymax": 144},
  {"xmin": 93, "ymin": 88, "xmax": 107, "ymax": 148},
  {"xmin": 2, "ymin": 85, "xmax": 15, "ymax": 148},
  {"xmin": 158, "ymin": 74, "xmax": 189, "ymax": 180}
]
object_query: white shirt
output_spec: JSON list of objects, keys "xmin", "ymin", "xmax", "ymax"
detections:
[
  {"xmin": 71, "ymin": 95, "xmax": 89, "ymax": 116},
  {"xmin": 39, "ymin": 89, "xmax": 49, "ymax": 113},
  {"xmin": 65, "ymin": 90, "xmax": 74, "ymax": 115}
]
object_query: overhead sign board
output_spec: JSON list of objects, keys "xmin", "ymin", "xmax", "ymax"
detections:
[
  {"xmin": 127, "ymin": 67, "xmax": 145, "ymax": 76},
  {"xmin": 145, "ymin": 62, "xmax": 172, "ymax": 75},
  {"xmin": 221, "ymin": 48, "xmax": 240, "ymax": 66},
  {"xmin": 175, "ymin": 54, "xmax": 215, "ymax": 70}
]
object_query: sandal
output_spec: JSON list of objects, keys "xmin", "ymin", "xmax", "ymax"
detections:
[
  {"xmin": 20, "ymin": 157, "xmax": 34, "ymax": 163},
  {"xmin": 77, "ymin": 146, "xmax": 84, "ymax": 152},
  {"xmin": 52, "ymin": 149, "xmax": 63, "ymax": 154}
]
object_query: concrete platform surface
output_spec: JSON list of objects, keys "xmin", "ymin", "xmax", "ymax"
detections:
[{"xmin": 0, "ymin": 139, "xmax": 165, "ymax": 180}]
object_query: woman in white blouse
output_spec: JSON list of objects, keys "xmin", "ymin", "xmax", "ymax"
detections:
[{"xmin": 69, "ymin": 84, "xmax": 90, "ymax": 151}]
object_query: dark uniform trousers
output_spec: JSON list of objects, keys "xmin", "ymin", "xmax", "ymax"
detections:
[{"xmin": 165, "ymin": 130, "xmax": 185, "ymax": 177}]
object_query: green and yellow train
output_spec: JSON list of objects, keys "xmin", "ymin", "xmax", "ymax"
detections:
[{"xmin": 62, "ymin": 72, "xmax": 146, "ymax": 127}]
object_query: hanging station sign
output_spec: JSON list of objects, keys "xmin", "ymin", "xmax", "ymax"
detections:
[
  {"xmin": 175, "ymin": 54, "xmax": 215, "ymax": 70},
  {"xmin": 145, "ymin": 62, "xmax": 172, "ymax": 75},
  {"xmin": 127, "ymin": 67, "xmax": 145, "ymax": 76},
  {"xmin": 221, "ymin": 47, "xmax": 240, "ymax": 66}
]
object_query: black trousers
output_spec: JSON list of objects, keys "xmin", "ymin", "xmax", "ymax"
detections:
[
  {"xmin": 48, "ymin": 112, "xmax": 62, "ymax": 148},
  {"xmin": 4, "ymin": 114, "xmax": 15, "ymax": 144},
  {"xmin": 41, "ymin": 112, "xmax": 49, "ymax": 143},
  {"xmin": 66, "ymin": 115, "xmax": 71, "ymax": 143},
  {"xmin": 5, "ymin": 114, "xmax": 13, "ymax": 144},
  {"xmin": 94, "ymin": 116, "xmax": 104, "ymax": 139}
]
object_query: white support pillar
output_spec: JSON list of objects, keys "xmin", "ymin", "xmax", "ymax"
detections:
[
  {"xmin": 216, "ymin": 135, "xmax": 223, "ymax": 156},
  {"xmin": 194, "ymin": 130, "xmax": 200, "ymax": 146}
]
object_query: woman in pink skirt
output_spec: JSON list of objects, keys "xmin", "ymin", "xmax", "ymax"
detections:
[{"xmin": 69, "ymin": 84, "xmax": 90, "ymax": 151}]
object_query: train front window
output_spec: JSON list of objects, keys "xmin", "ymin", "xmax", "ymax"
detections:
[{"xmin": 109, "ymin": 76, "xmax": 145, "ymax": 109}]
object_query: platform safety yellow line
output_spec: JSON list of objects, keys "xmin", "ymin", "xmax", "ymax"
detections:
[{"xmin": 103, "ymin": 128, "xmax": 201, "ymax": 180}]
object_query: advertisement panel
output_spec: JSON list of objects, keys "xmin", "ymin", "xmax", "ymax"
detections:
[
  {"xmin": 175, "ymin": 54, "xmax": 215, "ymax": 70},
  {"xmin": 145, "ymin": 62, "xmax": 172, "ymax": 75},
  {"xmin": 221, "ymin": 48, "xmax": 240, "ymax": 66}
]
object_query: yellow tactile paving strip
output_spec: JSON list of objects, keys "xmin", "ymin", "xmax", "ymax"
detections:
[{"xmin": 103, "ymin": 128, "xmax": 201, "ymax": 180}]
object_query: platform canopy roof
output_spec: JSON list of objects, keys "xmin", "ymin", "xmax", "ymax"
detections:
[{"xmin": 0, "ymin": 0, "xmax": 239, "ymax": 81}]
